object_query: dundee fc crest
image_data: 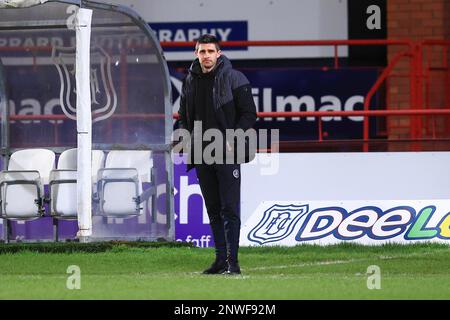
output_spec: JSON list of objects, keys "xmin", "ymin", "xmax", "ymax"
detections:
[
  {"xmin": 52, "ymin": 45, "xmax": 117, "ymax": 123},
  {"xmin": 247, "ymin": 204, "xmax": 309, "ymax": 245}
]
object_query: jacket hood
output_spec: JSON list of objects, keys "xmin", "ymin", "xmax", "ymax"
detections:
[{"xmin": 188, "ymin": 55, "xmax": 232, "ymax": 76}]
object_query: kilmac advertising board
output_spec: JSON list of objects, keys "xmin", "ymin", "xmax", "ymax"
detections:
[{"xmin": 171, "ymin": 67, "xmax": 380, "ymax": 141}]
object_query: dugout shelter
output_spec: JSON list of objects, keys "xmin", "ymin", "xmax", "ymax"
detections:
[{"xmin": 0, "ymin": 0, "xmax": 174, "ymax": 243}]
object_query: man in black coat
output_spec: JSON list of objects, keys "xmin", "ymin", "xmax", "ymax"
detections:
[{"xmin": 178, "ymin": 34, "xmax": 257, "ymax": 275}]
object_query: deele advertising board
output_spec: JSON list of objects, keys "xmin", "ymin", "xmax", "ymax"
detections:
[{"xmin": 241, "ymin": 200, "xmax": 450, "ymax": 246}]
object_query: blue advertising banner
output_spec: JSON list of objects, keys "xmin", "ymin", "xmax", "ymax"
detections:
[{"xmin": 4, "ymin": 58, "xmax": 380, "ymax": 147}]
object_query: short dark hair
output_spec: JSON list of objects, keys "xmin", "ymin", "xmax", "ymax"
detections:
[{"xmin": 195, "ymin": 34, "xmax": 220, "ymax": 51}]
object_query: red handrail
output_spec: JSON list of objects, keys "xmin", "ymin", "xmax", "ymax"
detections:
[
  {"xmin": 173, "ymin": 109, "xmax": 450, "ymax": 120},
  {"xmin": 8, "ymin": 108, "xmax": 450, "ymax": 122},
  {"xmin": 2, "ymin": 109, "xmax": 437, "ymax": 121},
  {"xmin": 363, "ymin": 50, "xmax": 413, "ymax": 151},
  {"xmin": 160, "ymin": 39, "xmax": 413, "ymax": 47},
  {"xmin": 8, "ymin": 109, "xmax": 450, "ymax": 150},
  {"xmin": 6, "ymin": 113, "xmax": 165, "ymax": 120}
]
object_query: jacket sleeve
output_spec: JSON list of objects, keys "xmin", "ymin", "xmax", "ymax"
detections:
[
  {"xmin": 232, "ymin": 71, "xmax": 257, "ymax": 131},
  {"xmin": 177, "ymin": 77, "xmax": 188, "ymax": 130}
]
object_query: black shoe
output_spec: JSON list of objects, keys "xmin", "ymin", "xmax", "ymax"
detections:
[
  {"xmin": 223, "ymin": 261, "xmax": 241, "ymax": 275},
  {"xmin": 202, "ymin": 258, "xmax": 227, "ymax": 274}
]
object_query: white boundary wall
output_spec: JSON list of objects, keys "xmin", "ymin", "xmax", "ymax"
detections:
[{"xmin": 240, "ymin": 152, "xmax": 450, "ymax": 246}]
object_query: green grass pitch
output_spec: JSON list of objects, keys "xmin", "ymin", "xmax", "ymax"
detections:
[{"xmin": 0, "ymin": 242, "xmax": 448, "ymax": 299}]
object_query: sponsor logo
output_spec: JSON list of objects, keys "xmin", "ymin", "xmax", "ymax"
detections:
[
  {"xmin": 176, "ymin": 235, "xmax": 212, "ymax": 248},
  {"xmin": 246, "ymin": 203, "xmax": 450, "ymax": 245},
  {"xmin": 251, "ymin": 88, "xmax": 365, "ymax": 122}
]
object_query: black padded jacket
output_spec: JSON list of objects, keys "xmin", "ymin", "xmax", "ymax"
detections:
[{"xmin": 178, "ymin": 55, "xmax": 257, "ymax": 171}]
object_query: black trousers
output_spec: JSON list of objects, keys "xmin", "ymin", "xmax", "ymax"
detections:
[{"xmin": 195, "ymin": 163, "xmax": 241, "ymax": 262}]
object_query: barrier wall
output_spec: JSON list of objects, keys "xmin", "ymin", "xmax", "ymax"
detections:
[
  {"xmin": 240, "ymin": 152, "xmax": 450, "ymax": 246},
  {"xmin": 2, "ymin": 152, "xmax": 449, "ymax": 245}
]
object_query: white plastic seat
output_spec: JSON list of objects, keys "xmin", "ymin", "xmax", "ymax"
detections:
[
  {"xmin": 49, "ymin": 148, "xmax": 105, "ymax": 219},
  {"xmin": 0, "ymin": 148, "xmax": 55, "ymax": 220},
  {"xmin": 97, "ymin": 150, "xmax": 152, "ymax": 217}
]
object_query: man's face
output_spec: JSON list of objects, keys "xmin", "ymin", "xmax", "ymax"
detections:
[{"xmin": 195, "ymin": 43, "xmax": 221, "ymax": 73}]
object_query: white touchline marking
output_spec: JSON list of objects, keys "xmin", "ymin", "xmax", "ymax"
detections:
[
  {"xmin": 244, "ymin": 255, "xmax": 403, "ymax": 272},
  {"xmin": 246, "ymin": 259, "xmax": 366, "ymax": 271}
]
